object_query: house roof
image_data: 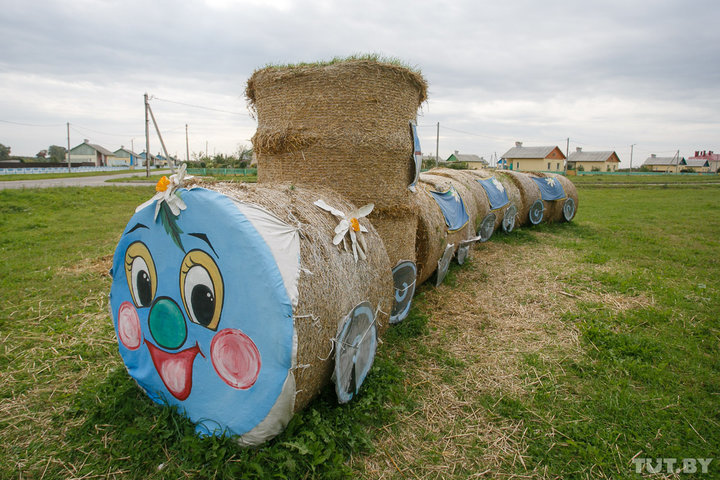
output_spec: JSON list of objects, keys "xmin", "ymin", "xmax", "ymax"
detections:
[
  {"xmin": 567, "ymin": 151, "xmax": 619, "ymax": 163},
  {"xmin": 501, "ymin": 145, "xmax": 561, "ymax": 159},
  {"xmin": 450, "ymin": 153, "xmax": 487, "ymax": 163},
  {"xmin": 682, "ymin": 158, "xmax": 710, "ymax": 167},
  {"xmin": 643, "ymin": 156, "xmax": 679, "ymax": 166},
  {"xmin": 114, "ymin": 147, "xmax": 139, "ymax": 156},
  {"xmin": 71, "ymin": 141, "xmax": 114, "ymax": 156}
]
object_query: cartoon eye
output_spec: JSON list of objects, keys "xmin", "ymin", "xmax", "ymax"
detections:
[
  {"xmin": 180, "ymin": 250, "xmax": 224, "ymax": 330},
  {"xmin": 124, "ymin": 242, "xmax": 157, "ymax": 308}
]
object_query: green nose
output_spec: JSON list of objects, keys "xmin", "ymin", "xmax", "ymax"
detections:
[{"xmin": 148, "ymin": 297, "xmax": 187, "ymax": 350}]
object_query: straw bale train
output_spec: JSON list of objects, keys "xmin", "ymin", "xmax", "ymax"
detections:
[{"xmin": 108, "ymin": 58, "xmax": 578, "ymax": 445}]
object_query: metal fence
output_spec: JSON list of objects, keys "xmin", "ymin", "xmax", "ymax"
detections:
[{"xmin": 187, "ymin": 168, "xmax": 257, "ymax": 176}]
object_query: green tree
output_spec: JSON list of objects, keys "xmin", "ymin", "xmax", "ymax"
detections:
[
  {"xmin": 48, "ymin": 145, "xmax": 67, "ymax": 162},
  {"xmin": 0, "ymin": 143, "xmax": 10, "ymax": 160}
]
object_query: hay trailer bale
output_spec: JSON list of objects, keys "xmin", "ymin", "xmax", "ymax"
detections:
[
  {"xmin": 413, "ymin": 173, "xmax": 474, "ymax": 285},
  {"xmin": 502, "ymin": 171, "xmax": 545, "ymax": 226},
  {"xmin": 429, "ymin": 168, "xmax": 495, "ymax": 240},
  {"xmin": 109, "ymin": 181, "xmax": 392, "ymax": 446},
  {"xmin": 246, "ymin": 58, "xmax": 428, "ymax": 210},
  {"xmin": 464, "ymin": 169, "xmax": 523, "ymax": 233},
  {"xmin": 532, "ymin": 172, "xmax": 579, "ymax": 222}
]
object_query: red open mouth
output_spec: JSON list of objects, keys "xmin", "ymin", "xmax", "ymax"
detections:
[{"xmin": 145, "ymin": 340, "xmax": 204, "ymax": 401}]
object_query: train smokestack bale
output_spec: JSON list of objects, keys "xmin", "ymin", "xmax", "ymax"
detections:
[{"xmin": 246, "ymin": 58, "xmax": 428, "ymax": 209}]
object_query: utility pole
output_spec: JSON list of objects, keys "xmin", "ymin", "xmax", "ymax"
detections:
[
  {"xmin": 144, "ymin": 93, "xmax": 150, "ymax": 177},
  {"xmin": 565, "ymin": 137, "xmax": 570, "ymax": 174},
  {"xmin": 185, "ymin": 124, "xmax": 190, "ymax": 163},
  {"xmin": 147, "ymin": 100, "xmax": 175, "ymax": 174},
  {"xmin": 205, "ymin": 141, "xmax": 208, "ymax": 160},
  {"xmin": 629, "ymin": 144, "xmax": 635, "ymax": 172},
  {"xmin": 435, "ymin": 122, "xmax": 439, "ymax": 167},
  {"xmin": 66, "ymin": 122, "xmax": 71, "ymax": 173}
]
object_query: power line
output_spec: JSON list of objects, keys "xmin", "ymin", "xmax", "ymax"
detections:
[
  {"xmin": 0, "ymin": 119, "xmax": 65, "ymax": 127},
  {"xmin": 151, "ymin": 96, "xmax": 245, "ymax": 116},
  {"xmin": 70, "ymin": 124, "xmax": 143, "ymax": 138}
]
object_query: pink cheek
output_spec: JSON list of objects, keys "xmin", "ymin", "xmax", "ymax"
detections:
[
  {"xmin": 211, "ymin": 329, "xmax": 261, "ymax": 390},
  {"xmin": 118, "ymin": 301, "xmax": 142, "ymax": 350}
]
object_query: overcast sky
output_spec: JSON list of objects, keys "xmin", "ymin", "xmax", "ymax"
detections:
[{"xmin": 1, "ymin": 0, "xmax": 718, "ymax": 167}]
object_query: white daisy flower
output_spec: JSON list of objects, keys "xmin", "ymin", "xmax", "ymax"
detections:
[{"xmin": 315, "ymin": 199, "xmax": 374, "ymax": 262}]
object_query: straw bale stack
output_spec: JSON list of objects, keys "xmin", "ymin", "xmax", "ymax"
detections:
[
  {"xmin": 502, "ymin": 171, "xmax": 543, "ymax": 226},
  {"xmin": 246, "ymin": 59, "xmax": 428, "ymax": 209},
  {"xmin": 533, "ymin": 173, "xmax": 579, "ymax": 222},
  {"xmin": 429, "ymin": 168, "xmax": 492, "ymax": 233},
  {"xmin": 209, "ymin": 182, "xmax": 393, "ymax": 411}
]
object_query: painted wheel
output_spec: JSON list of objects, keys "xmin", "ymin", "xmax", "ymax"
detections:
[
  {"xmin": 334, "ymin": 302, "xmax": 377, "ymax": 404},
  {"xmin": 478, "ymin": 212, "xmax": 496, "ymax": 242},
  {"xmin": 502, "ymin": 204, "xmax": 517, "ymax": 233},
  {"xmin": 529, "ymin": 199, "xmax": 544, "ymax": 225},
  {"xmin": 435, "ymin": 243, "xmax": 455, "ymax": 287},
  {"xmin": 390, "ymin": 261, "xmax": 416, "ymax": 324},
  {"xmin": 563, "ymin": 197, "xmax": 576, "ymax": 221}
]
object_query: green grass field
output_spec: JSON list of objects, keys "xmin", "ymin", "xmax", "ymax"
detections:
[
  {"xmin": 569, "ymin": 173, "xmax": 720, "ymax": 185},
  {"xmin": 1, "ymin": 183, "xmax": 718, "ymax": 479},
  {"xmin": 0, "ymin": 169, "xmax": 142, "ymax": 181}
]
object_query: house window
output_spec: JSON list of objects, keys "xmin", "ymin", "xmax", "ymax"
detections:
[
  {"xmin": 556, "ymin": 163, "xmax": 560, "ymax": 170},
  {"xmin": 547, "ymin": 162, "xmax": 551, "ymax": 170},
  {"xmin": 517, "ymin": 161, "xmax": 520, "ymax": 170}
]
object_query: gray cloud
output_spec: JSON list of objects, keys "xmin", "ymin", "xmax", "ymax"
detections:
[{"xmin": 1, "ymin": 0, "xmax": 718, "ymax": 165}]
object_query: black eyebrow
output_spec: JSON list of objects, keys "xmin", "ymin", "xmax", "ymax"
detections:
[
  {"xmin": 126, "ymin": 223, "xmax": 149, "ymax": 234},
  {"xmin": 189, "ymin": 233, "xmax": 219, "ymax": 258}
]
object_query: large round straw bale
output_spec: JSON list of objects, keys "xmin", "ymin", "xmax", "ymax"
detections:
[
  {"xmin": 430, "ymin": 168, "xmax": 493, "ymax": 232},
  {"xmin": 411, "ymin": 183, "xmax": 449, "ymax": 285},
  {"xmin": 419, "ymin": 172, "xmax": 478, "ymax": 237},
  {"xmin": 368, "ymin": 205, "xmax": 418, "ymax": 267},
  {"xmin": 464, "ymin": 169, "xmax": 522, "ymax": 232},
  {"xmin": 502, "ymin": 171, "xmax": 543, "ymax": 226},
  {"xmin": 533, "ymin": 173, "xmax": 579, "ymax": 222},
  {"xmin": 109, "ymin": 181, "xmax": 391, "ymax": 446},
  {"xmin": 246, "ymin": 59, "xmax": 428, "ymax": 208}
]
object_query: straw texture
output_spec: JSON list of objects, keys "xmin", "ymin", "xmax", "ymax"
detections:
[
  {"xmin": 207, "ymin": 181, "xmax": 393, "ymax": 411},
  {"xmin": 246, "ymin": 60, "xmax": 428, "ymax": 209},
  {"xmin": 368, "ymin": 206, "xmax": 418, "ymax": 268},
  {"xmin": 501, "ymin": 171, "xmax": 543, "ymax": 227},
  {"xmin": 412, "ymin": 183, "xmax": 449, "ymax": 285}
]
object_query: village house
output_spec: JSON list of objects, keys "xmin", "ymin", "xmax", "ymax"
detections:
[
  {"xmin": 687, "ymin": 150, "xmax": 719, "ymax": 173},
  {"xmin": 680, "ymin": 157, "xmax": 710, "ymax": 173},
  {"xmin": 67, "ymin": 139, "xmax": 115, "ymax": 166},
  {"xmin": 112, "ymin": 146, "xmax": 140, "ymax": 167},
  {"xmin": 643, "ymin": 154, "xmax": 682, "ymax": 173},
  {"xmin": 500, "ymin": 142, "xmax": 566, "ymax": 172},
  {"xmin": 566, "ymin": 147, "xmax": 621, "ymax": 172},
  {"xmin": 446, "ymin": 151, "xmax": 489, "ymax": 170}
]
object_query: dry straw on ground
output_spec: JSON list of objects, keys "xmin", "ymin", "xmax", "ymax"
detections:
[
  {"xmin": 356, "ymin": 240, "xmax": 653, "ymax": 479},
  {"xmin": 210, "ymin": 182, "xmax": 393, "ymax": 410},
  {"xmin": 502, "ymin": 171, "xmax": 543, "ymax": 227},
  {"xmin": 246, "ymin": 59, "xmax": 428, "ymax": 209}
]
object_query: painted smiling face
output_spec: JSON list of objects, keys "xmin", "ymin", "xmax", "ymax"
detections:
[{"xmin": 109, "ymin": 187, "xmax": 297, "ymax": 443}]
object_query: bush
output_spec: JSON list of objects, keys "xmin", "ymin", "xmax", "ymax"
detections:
[{"xmin": 447, "ymin": 162, "xmax": 468, "ymax": 170}]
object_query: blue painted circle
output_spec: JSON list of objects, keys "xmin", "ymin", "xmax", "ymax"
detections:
[
  {"xmin": 529, "ymin": 199, "xmax": 544, "ymax": 225},
  {"xmin": 109, "ymin": 188, "xmax": 294, "ymax": 438}
]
